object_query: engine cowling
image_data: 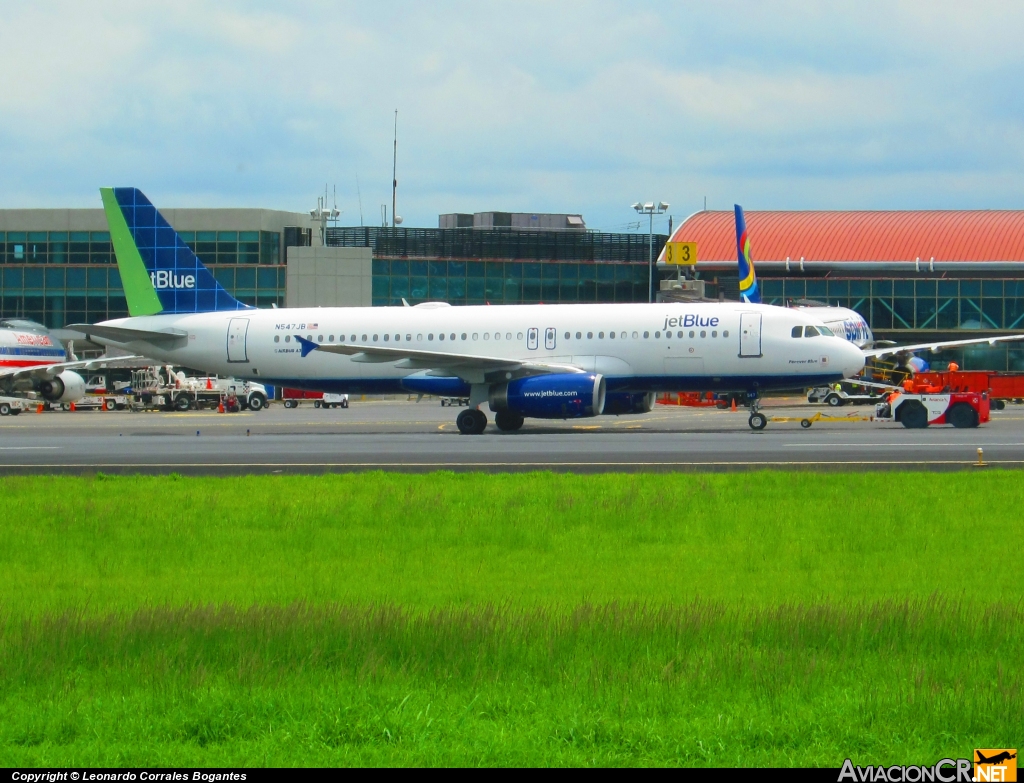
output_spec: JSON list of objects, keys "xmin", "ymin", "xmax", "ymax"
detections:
[
  {"xmin": 489, "ymin": 373, "xmax": 606, "ymax": 419},
  {"xmin": 38, "ymin": 370, "xmax": 86, "ymax": 403},
  {"xmin": 602, "ymin": 391, "xmax": 656, "ymax": 415}
]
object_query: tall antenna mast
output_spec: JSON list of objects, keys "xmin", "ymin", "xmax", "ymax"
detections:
[
  {"xmin": 356, "ymin": 175, "xmax": 364, "ymax": 227},
  {"xmin": 392, "ymin": 109, "xmax": 398, "ymax": 228}
]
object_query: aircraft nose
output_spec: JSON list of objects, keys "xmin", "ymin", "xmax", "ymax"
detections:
[{"xmin": 842, "ymin": 341, "xmax": 866, "ymax": 377}]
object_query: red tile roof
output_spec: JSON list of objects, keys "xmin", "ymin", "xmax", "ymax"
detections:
[{"xmin": 670, "ymin": 210, "xmax": 1024, "ymax": 263}]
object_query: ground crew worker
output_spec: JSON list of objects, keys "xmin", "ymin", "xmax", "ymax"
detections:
[{"xmin": 948, "ymin": 361, "xmax": 959, "ymax": 372}]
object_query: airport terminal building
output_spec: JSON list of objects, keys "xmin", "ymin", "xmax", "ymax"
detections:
[{"xmin": 2, "ymin": 203, "xmax": 1024, "ymax": 370}]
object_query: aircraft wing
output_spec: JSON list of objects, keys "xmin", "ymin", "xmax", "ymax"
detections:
[
  {"xmin": 65, "ymin": 323, "xmax": 188, "ymax": 344},
  {"xmin": 863, "ymin": 333, "xmax": 1024, "ymax": 359},
  {"xmin": 0, "ymin": 355, "xmax": 143, "ymax": 382},
  {"xmin": 295, "ymin": 336, "xmax": 584, "ymax": 384}
]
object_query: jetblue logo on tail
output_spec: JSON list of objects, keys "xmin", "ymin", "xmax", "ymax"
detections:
[
  {"xmin": 150, "ymin": 271, "xmax": 196, "ymax": 289},
  {"xmin": 105, "ymin": 187, "xmax": 251, "ymax": 315}
]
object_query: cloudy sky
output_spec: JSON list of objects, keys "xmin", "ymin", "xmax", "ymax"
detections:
[{"xmin": 2, "ymin": 1, "xmax": 1023, "ymax": 232}]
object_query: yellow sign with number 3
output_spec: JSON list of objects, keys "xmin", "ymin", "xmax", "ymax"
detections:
[{"xmin": 664, "ymin": 242, "xmax": 697, "ymax": 265}]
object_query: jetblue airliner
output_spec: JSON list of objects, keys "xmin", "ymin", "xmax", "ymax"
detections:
[{"xmin": 74, "ymin": 188, "xmax": 876, "ymax": 433}]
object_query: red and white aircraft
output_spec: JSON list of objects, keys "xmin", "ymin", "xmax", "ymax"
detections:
[{"xmin": 0, "ymin": 318, "xmax": 111, "ymax": 405}]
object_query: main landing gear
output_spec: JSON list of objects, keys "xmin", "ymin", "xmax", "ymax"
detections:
[
  {"xmin": 494, "ymin": 410, "xmax": 525, "ymax": 432},
  {"xmin": 456, "ymin": 408, "xmax": 488, "ymax": 435}
]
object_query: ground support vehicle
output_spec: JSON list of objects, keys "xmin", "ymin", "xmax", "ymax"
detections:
[
  {"xmin": 316, "ymin": 393, "xmax": 349, "ymax": 409},
  {"xmin": 131, "ymin": 368, "xmax": 268, "ymax": 412},
  {"xmin": 754, "ymin": 410, "xmax": 876, "ymax": 429},
  {"xmin": 875, "ymin": 392, "xmax": 990, "ymax": 429},
  {"xmin": 72, "ymin": 394, "xmax": 131, "ymax": 411},
  {"xmin": 0, "ymin": 396, "xmax": 26, "ymax": 415},
  {"xmin": 747, "ymin": 390, "xmax": 989, "ymax": 430},
  {"xmin": 808, "ymin": 381, "xmax": 883, "ymax": 407},
  {"xmin": 907, "ymin": 370, "xmax": 1024, "ymax": 410},
  {"xmin": 657, "ymin": 392, "xmax": 721, "ymax": 407},
  {"xmin": 439, "ymin": 396, "xmax": 470, "ymax": 407},
  {"xmin": 281, "ymin": 389, "xmax": 349, "ymax": 409}
]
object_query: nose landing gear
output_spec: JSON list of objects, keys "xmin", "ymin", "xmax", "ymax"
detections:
[
  {"xmin": 746, "ymin": 389, "xmax": 767, "ymax": 430},
  {"xmin": 456, "ymin": 408, "xmax": 488, "ymax": 435}
]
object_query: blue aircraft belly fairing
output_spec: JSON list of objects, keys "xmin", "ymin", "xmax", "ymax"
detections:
[{"xmin": 259, "ymin": 373, "xmax": 844, "ymax": 396}]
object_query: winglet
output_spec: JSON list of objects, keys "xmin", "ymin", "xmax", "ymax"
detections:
[
  {"xmin": 735, "ymin": 204, "xmax": 760, "ymax": 304},
  {"xmin": 295, "ymin": 335, "xmax": 319, "ymax": 358}
]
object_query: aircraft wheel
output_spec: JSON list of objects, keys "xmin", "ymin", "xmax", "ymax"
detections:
[
  {"xmin": 947, "ymin": 402, "xmax": 978, "ymax": 429},
  {"xmin": 748, "ymin": 412, "xmax": 768, "ymax": 430},
  {"xmin": 495, "ymin": 410, "xmax": 525, "ymax": 432},
  {"xmin": 457, "ymin": 408, "xmax": 487, "ymax": 435},
  {"xmin": 899, "ymin": 401, "xmax": 929, "ymax": 429}
]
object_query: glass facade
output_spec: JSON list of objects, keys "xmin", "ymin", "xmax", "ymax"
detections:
[
  {"xmin": 759, "ymin": 277, "xmax": 1024, "ymax": 331},
  {"xmin": 1, "ymin": 230, "xmax": 281, "ymax": 266},
  {"xmin": 371, "ymin": 258, "xmax": 653, "ymax": 306},
  {"xmin": 0, "ymin": 229, "xmax": 286, "ymax": 328}
]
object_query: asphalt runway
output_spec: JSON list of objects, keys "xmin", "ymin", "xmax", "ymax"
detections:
[{"xmin": 2, "ymin": 397, "xmax": 1024, "ymax": 473}]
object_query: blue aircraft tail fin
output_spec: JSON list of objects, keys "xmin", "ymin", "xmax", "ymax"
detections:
[
  {"xmin": 101, "ymin": 186, "xmax": 252, "ymax": 316},
  {"xmin": 735, "ymin": 204, "xmax": 760, "ymax": 304}
]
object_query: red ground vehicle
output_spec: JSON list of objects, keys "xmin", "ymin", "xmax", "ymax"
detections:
[
  {"xmin": 281, "ymin": 388, "xmax": 349, "ymax": 409},
  {"xmin": 875, "ymin": 391, "xmax": 990, "ymax": 428},
  {"xmin": 282, "ymin": 388, "xmax": 322, "ymax": 408},
  {"xmin": 907, "ymin": 371, "xmax": 1024, "ymax": 409}
]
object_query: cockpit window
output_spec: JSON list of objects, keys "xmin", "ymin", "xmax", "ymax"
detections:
[
  {"xmin": 804, "ymin": 325, "xmax": 819, "ymax": 337},
  {"xmin": 791, "ymin": 326, "xmax": 802, "ymax": 338},
  {"xmin": 818, "ymin": 325, "xmax": 835, "ymax": 337}
]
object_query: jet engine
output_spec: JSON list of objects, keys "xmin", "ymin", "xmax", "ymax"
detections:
[
  {"xmin": 489, "ymin": 373, "xmax": 606, "ymax": 419},
  {"xmin": 602, "ymin": 391, "xmax": 656, "ymax": 415},
  {"xmin": 38, "ymin": 370, "xmax": 86, "ymax": 403}
]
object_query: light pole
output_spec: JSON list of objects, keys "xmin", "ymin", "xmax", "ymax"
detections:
[{"xmin": 632, "ymin": 201, "xmax": 669, "ymax": 303}]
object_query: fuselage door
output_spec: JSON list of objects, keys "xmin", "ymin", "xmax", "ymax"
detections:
[
  {"xmin": 544, "ymin": 327, "xmax": 556, "ymax": 350},
  {"xmin": 527, "ymin": 328, "xmax": 539, "ymax": 350},
  {"xmin": 739, "ymin": 312, "xmax": 762, "ymax": 358},
  {"xmin": 227, "ymin": 318, "xmax": 250, "ymax": 363}
]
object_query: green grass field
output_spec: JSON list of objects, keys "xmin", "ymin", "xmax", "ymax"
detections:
[{"xmin": 0, "ymin": 473, "xmax": 1021, "ymax": 766}]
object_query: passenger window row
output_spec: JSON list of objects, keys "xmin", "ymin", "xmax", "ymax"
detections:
[{"xmin": 273, "ymin": 327, "xmax": 731, "ymax": 344}]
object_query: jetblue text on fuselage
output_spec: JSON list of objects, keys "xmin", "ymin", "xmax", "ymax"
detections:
[
  {"xmin": 663, "ymin": 314, "xmax": 720, "ymax": 330},
  {"xmin": 150, "ymin": 271, "xmax": 196, "ymax": 289}
]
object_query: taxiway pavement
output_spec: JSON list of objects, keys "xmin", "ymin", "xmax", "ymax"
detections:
[{"xmin": 1, "ymin": 398, "xmax": 1023, "ymax": 473}]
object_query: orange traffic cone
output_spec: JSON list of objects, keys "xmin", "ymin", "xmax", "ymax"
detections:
[
  {"xmin": 36, "ymin": 403, "xmax": 44, "ymax": 413},
  {"xmin": 206, "ymin": 378, "xmax": 213, "ymax": 390},
  {"xmin": 218, "ymin": 401, "xmax": 225, "ymax": 413},
  {"xmin": 730, "ymin": 398, "xmax": 737, "ymax": 412},
  {"xmin": 69, "ymin": 402, "xmax": 76, "ymax": 412}
]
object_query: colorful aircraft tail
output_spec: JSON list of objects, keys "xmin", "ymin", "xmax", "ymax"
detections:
[
  {"xmin": 735, "ymin": 204, "xmax": 760, "ymax": 304},
  {"xmin": 100, "ymin": 187, "xmax": 251, "ymax": 316}
]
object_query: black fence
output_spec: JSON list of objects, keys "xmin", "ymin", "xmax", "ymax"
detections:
[{"xmin": 327, "ymin": 227, "xmax": 668, "ymax": 264}]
